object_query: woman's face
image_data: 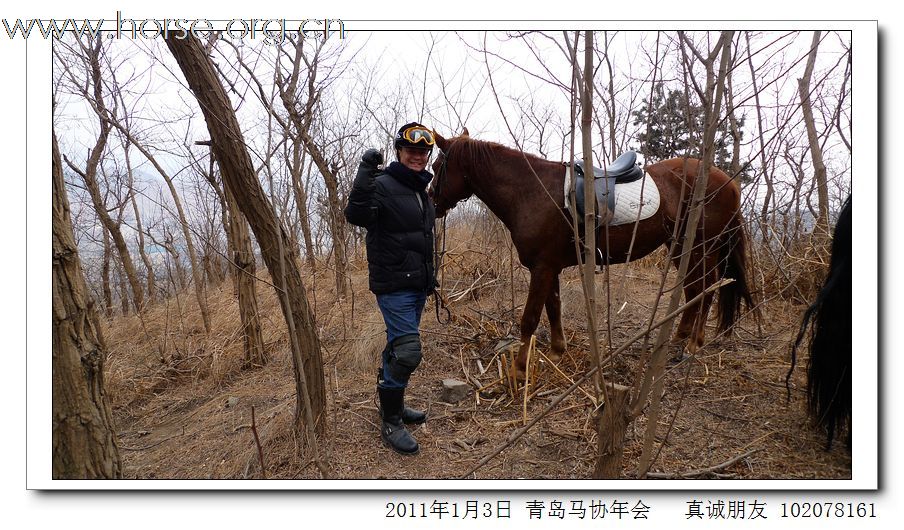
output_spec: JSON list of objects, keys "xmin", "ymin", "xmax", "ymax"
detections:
[{"xmin": 399, "ymin": 146, "xmax": 431, "ymax": 172}]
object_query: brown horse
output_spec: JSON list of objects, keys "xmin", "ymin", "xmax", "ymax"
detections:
[{"xmin": 432, "ymin": 129, "xmax": 753, "ymax": 378}]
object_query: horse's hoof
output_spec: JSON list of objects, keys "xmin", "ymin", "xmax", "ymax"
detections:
[
  {"xmin": 546, "ymin": 350, "xmax": 564, "ymax": 363},
  {"xmin": 669, "ymin": 351, "xmax": 690, "ymax": 364},
  {"xmin": 512, "ymin": 366, "xmax": 527, "ymax": 383}
]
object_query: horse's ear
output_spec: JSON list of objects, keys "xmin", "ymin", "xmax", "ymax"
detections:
[
  {"xmin": 435, "ymin": 132, "xmax": 449, "ymax": 151},
  {"xmin": 461, "ymin": 127, "xmax": 470, "ymax": 137}
]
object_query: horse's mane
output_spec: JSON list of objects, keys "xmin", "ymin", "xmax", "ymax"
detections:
[{"xmin": 445, "ymin": 136, "xmax": 552, "ymax": 172}]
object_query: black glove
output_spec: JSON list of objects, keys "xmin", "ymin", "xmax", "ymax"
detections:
[{"xmin": 362, "ymin": 148, "xmax": 384, "ymax": 168}]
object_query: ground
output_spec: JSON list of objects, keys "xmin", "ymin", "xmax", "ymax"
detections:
[{"xmin": 104, "ymin": 244, "xmax": 852, "ymax": 481}]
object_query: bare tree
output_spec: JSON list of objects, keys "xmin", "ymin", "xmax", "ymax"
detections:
[
  {"xmin": 57, "ymin": 36, "xmax": 146, "ymax": 313},
  {"xmin": 100, "ymin": 223, "xmax": 113, "ymax": 318},
  {"xmin": 196, "ymin": 149, "xmax": 267, "ymax": 368},
  {"xmin": 724, "ymin": 33, "xmax": 744, "ymax": 180},
  {"xmin": 52, "ymin": 131, "xmax": 122, "ymax": 479},
  {"xmin": 745, "ymin": 31, "xmax": 775, "ymax": 241},
  {"xmin": 632, "ymin": 31, "xmax": 736, "ymax": 478},
  {"xmin": 108, "ymin": 117, "xmax": 212, "ymax": 332},
  {"xmin": 797, "ymin": 31, "xmax": 830, "ymax": 238},
  {"xmin": 147, "ymin": 218, "xmax": 188, "ymax": 294},
  {"xmin": 109, "ymin": 66, "xmax": 157, "ymax": 305},
  {"xmin": 165, "ymin": 34, "xmax": 329, "ymax": 475},
  {"xmin": 275, "ymin": 37, "xmax": 351, "ymax": 296}
]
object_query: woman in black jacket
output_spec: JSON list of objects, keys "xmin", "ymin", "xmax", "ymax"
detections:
[{"xmin": 344, "ymin": 122, "xmax": 437, "ymax": 455}]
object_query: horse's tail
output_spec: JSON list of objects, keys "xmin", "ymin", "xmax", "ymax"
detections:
[
  {"xmin": 791, "ymin": 196, "xmax": 852, "ymax": 448},
  {"xmin": 717, "ymin": 210, "xmax": 755, "ymax": 331}
]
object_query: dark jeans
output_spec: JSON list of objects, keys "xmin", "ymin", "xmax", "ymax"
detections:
[{"xmin": 376, "ymin": 290, "xmax": 427, "ymax": 388}]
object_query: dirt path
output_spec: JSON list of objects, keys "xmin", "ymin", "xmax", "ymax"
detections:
[{"xmin": 107, "ymin": 265, "xmax": 852, "ymax": 480}]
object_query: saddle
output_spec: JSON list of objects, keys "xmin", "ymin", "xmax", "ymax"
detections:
[
  {"xmin": 571, "ymin": 151, "xmax": 644, "ymax": 224},
  {"xmin": 564, "ymin": 151, "xmax": 644, "ymax": 267}
]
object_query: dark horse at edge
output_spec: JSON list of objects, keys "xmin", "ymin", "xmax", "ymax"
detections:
[
  {"xmin": 431, "ymin": 129, "xmax": 754, "ymax": 379},
  {"xmin": 788, "ymin": 196, "xmax": 852, "ymax": 449}
]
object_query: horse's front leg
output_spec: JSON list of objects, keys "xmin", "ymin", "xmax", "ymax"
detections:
[
  {"xmin": 544, "ymin": 274, "xmax": 566, "ymax": 361},
  {"xmin": 514, "ymin": 266, "xmax": 556, "ymax": 380}
]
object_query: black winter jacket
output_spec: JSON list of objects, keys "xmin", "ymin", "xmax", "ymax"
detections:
[{"xmin": 344, "ymin": 162, "xmax": 437, "ymax": 295}]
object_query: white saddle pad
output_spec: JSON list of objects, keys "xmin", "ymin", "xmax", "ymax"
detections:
[
  {"xmin": 564, "ymin": 165, "xmax": 661, "ymax": 226},
  {"xmin": 610, "ymin": 172, "xmax": 660, "ymax": 226}
]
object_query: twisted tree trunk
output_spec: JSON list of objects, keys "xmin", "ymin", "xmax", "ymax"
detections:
[
  {"xmin": 165, "ymin": 36, "xmax": 328, "ymax": 471},
  {"xmin": 53, "ymin": 132, "xmax": 122, "ymax": 479}
]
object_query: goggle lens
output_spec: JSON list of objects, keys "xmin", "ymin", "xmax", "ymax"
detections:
[{"xmin": 403, "ymin": 127, "xmax": 435, "ymax": 146}]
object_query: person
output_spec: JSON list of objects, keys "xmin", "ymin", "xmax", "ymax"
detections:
[{"xmin": 344, "ymin": 122, "xmax": 438, "ymax": 455}]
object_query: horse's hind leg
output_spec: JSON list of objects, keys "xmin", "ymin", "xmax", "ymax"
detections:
[
  {"xmin": 514, "ymin": 266, "xmax": 557, "ymax": 380},
  {"xmin": 671, "ymin": 247, "xmax": 717, "ymax": 358},
  {"xmin": 671, "ymin": 253, "xmax": 700, "ymax": 354},
  {"xmin": 690, "ymin": 253, "xmax": 722, "ymax": 351},
  {"xmin": 544, "ymin": 275, "xmax": 567, "ymax": 361}
]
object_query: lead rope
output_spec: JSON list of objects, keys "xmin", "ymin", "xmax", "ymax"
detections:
[{"xmin": 433, "ymin": 216, "xmax": 452, "ymax": 324}]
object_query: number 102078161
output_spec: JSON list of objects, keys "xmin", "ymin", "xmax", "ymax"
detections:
[{"xmin": 781, "ymin": 502, "xmax": 876, "ymax": 518}]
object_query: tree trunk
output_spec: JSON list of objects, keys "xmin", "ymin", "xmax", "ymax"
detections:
[
  {"xmin": 581, "ymin": 31, "xmax": 627, "ymax": 479},
  {"xmin": 75, "ymin": 164, "xmax": 145, "ymax": 313},
  {"xmin": 163, "ymin": 226, "xmax": 188, "ymax": 292},
  {"xmin": 155, "ymin": 161, "xmax": 210, "ymax": 332},
  {"xmin": 199, "ymin": 155, "xmax": 267, "ymax": 369},
  {"xmin": 52, "ymin": 132, "xmax": 122, "ymax": 479},
  {"xmin": 745, "ymin": 31, "xmax": 774, "ymax": 242},
  {"xmin": 165, "ymin": 36, "xmax": 328, "ymax": 461},
  {"xmin": 219, "ymin": 171, "xmax": 267, "ymax": 368},
  {"xmin": 300, "ymin": 133, "xmax": 349, "ymax": 296},
  {"xmin": 123, "ymin": 141, "xmax": 156, "ymax": 304},
  {"xmin": 105, "ymin": 116, "xmax": 211, "ymax": 333},
  {"xmin": 633, "ymin": 30, "xmax": 734, "ymax": 478},
  {"xmin": 797, "ymin": 30, "xmax": 830, "ymax": 238},
  {"xmin": 277, "ymin": 38, "xmax": 347, "ymax": 294},
  {"xmin": 116, "ymin": 260, "xmax": 130, "ymax": 316},
  {"xmin": 101, "ymin": 227, "xmax": 113, "ymax": 319},
  {"xmin": 289, "ymin": 141, "xmax": 317, "ymax": 271},
  {"xmin": 724, "ymin": 50, "xmax": 743, "ymax": 180},
  {"xmin": 592, "ymin": 384, "xmax": 630, "ymax": 478}
]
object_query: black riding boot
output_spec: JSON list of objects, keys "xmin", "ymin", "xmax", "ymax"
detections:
[
  {"xmin": 400, "ymin": 388, "xmax": 427, "ymax": 425},
  {"xmin": 377, "ymin": 386, "xmax": 419, "ymax": 455},
  {"xmin": 377, "ymin": 369, "xmax": 426, "ymax": 425}
]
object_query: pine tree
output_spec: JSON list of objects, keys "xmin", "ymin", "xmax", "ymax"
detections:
[{"xmin": 632, "ymin": 83, "xmax": 750, "ymax": 183}]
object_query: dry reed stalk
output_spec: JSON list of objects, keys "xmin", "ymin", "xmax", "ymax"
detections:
[
  {"xmin": 501, "ymin": 352, "xmax": 516, "ymax": 400},
  {"xmin": 522, "ymin": 335, "xmax": 535, "ymax": 426},
  {"xmin": 537, "ymin": 350, "xmax": 598, "ymax": 407},
  {"xmin": 476, "ymin": 376, "xmax": 505, "ymax": 393},
  {"xmin": 251, "ymin": 405, "xmax": 266, "ymax": 479}
]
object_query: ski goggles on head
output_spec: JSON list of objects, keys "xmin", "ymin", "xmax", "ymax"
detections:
[{"xmin": 399, "ymin": 126, "xmax": 436, "ymax": 147}]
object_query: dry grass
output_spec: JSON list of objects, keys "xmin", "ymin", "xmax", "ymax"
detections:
[{"xmin": 103, "ymin": 230, "xmax": 851, "ymax": 481}]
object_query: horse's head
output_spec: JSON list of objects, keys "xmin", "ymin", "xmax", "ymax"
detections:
[{"xmin": 430, "ymin": 127, "xmax": 475, "ymax": 218}]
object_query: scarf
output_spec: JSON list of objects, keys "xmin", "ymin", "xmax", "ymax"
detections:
[{"xmin": 385, "ymin": 161, "xmax": 433, "ymax": 192}]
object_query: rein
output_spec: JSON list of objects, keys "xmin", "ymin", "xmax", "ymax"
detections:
[{"xmin": 432, "ymin": 150, "xmax": 452, "ymax": 324}]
